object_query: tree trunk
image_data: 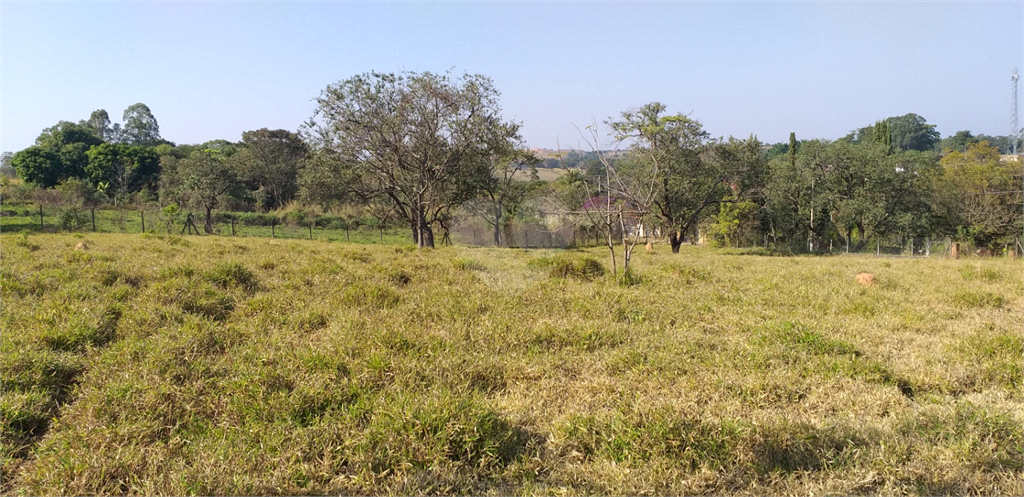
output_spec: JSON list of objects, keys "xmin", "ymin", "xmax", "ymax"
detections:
[
  {"xmin": 420, "ymin": 223, "xmax": 435, "ymax": 248},
  {"xmin": 493, "ymin": 204, "xmax": 502, "ymax": 246},
  {"xmin": 414, "ymin": 205, "xmax": 434, "ymax": 248},
  {"xmin": 670, "ymin": 230, "xmax": 683, "ymax": 253},
  {"xmin": 204, "ymin": 207, "xmax": 214, "ymax": 234}
]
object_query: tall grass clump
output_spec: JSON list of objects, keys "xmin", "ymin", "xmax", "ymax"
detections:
[{"xmin": 530, "ymin": 253, "xmax": 605, "ymax": 280}]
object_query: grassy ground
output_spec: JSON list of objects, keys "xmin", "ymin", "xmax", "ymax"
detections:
[
  {"xmin": 0, "ymin": 205, "xmax": 410, "ymax": 245},
  {"xmin": 1, "ymin": 232, "xmax": 1021, "ymax": 495}
]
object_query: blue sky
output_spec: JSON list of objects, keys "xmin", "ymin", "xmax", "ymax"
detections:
[{"xmin": 2, "ymin": 1, "xmax": 1022, "ymax": 153}]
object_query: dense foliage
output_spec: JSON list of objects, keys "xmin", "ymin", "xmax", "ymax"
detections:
[{"xmin": 5, "ymin": 79, "xmax": 1023, "ymax": 252}]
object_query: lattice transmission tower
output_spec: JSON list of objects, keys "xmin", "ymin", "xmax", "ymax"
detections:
[{"xmin": 1013, "ymin": 68, "xmax": 1019, "ymax": 155}]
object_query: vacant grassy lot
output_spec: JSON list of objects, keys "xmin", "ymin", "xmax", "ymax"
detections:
[{"xmin": 2, "ymin": 233, "xmax": 1021, "ymax": 495}]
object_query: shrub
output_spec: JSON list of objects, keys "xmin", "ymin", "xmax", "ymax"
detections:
[
  {"xmin": 235, "ymin": 212, "xmax": 278, "ymax": 227},
  {"xmin": 15, "ymin": 233, "xmax": 39, "ymax": 251},
  {"xmin": 205, "ymin": 262, "xmax": 259, "ymax": 291},
  {"xmin": 539, "ymin": 254, "xmax": 605, "ymax": 280},
  {"xmin": 618, "ymin": 268, "xmax": 643, "ymax": 286},
  {"xmin": 58, "ymin": 207, "xmax": 89, "ymax": 230}
]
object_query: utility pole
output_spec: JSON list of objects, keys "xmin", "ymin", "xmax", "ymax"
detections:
[{"xmin": 1013, "ymin": 69, "xmax": 1019, "ymax": 155}]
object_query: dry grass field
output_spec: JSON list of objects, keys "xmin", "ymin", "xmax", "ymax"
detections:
[{"xmin": 1, "ymin": 232, "xmax": 1021, "ymax": 495}]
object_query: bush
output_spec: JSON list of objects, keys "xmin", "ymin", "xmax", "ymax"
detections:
[
  {"xmin": 205, "ymin": 262, "xmax": 259, "ymax": 291},
  {"xmin": 234, "ymin": 212, "xmax": 279, "ymax": 227},
  {"xmin": 532, "ymin": 254, "xmax": 605, "ymax": 280},
  {"xmin": 618, "ymin": 268, "xmax": 643, "ymax": 286},
  {"xmin": 285, "ymin": 210, "xmax": 309, "ymax": 226},
  {"xmin": 58, "ymin": 207, "xmax": 88, "ymax": 231},
  {"xmin": 315, "ymin": 215, "xmax": 347, "ymax": 230}
]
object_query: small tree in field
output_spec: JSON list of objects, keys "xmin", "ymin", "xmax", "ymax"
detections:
[
  {"xmin": 175, "ymin": 151, "xmax": 241, "ymax": 234},
  {"xmin": 304, "ymin": 70, "xmax": 523, "ymax": 248},
  {"xmin": 610, "ymin": 103, "xmax": 712, "ymax": 253},
  {"xmin": 563, "ymin": 119, "xmax": 659, "ymax": 278},
  {"xmin": 465, "ymin": 144, "xmax": 538, "ymax": 247}
]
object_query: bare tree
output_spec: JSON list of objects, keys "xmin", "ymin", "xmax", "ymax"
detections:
[{"xmin": 561, "ymin": 118, "xmax": 658, "ymax": 278}]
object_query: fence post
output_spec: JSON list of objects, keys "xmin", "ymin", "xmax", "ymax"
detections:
[
  {"xmin": 271, "ymin": 219, "xmax": 275, "ymax": 238},
  {"xmin": 231, "ymin": 217, "xmax": 235, "ymax": 236},
  {"xmin": 141, "ymin": 210, "xmax": 145, "ymax": 233},
  {"xmin": 309, "ymin": 222, "xmax": 313, "ymax": 240},
  {"xmin": 39, "ymin": 205, "xmax": 44, "ymax": 231},
  {"xmin": 91, "ymin": 208, "xmax": 96, "ymax": 232}
]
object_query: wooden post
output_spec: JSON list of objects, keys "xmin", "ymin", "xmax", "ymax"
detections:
[
  {"xmin": 309, "ymin": 222, "xmax": 313, "ymax": 240},
  {"xmin": 271, "ymin": 220, "xmax": 275, "ymax": 238},
  {"xmin": 91, "ymin": 208, "xmax": 96, "ymax": 232},
  {"xmin": 140, "ymin": 210, "xmax": 145, "ymax": 233},
  {"xmin": 230, "ymin": 217, "xmax": 235, "ymax": 236},
  {"xmin": 39, "ymin": 205, "xmax": 44, "ymax": 231}
]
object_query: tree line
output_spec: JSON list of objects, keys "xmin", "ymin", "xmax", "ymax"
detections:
[{"xmin": 4, "ymin": 71, "xmax": 1022, "ymax": 258}]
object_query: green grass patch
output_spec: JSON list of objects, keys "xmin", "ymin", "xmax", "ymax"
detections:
[
  {"xmin": 952, "ymin": 289, "xmax": 1006, "ymax": 309},
  {"xmin": 529, "ymin": 253, "xmax": 606, "ymax": 280}
]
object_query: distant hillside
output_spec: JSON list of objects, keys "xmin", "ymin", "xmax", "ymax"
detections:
[{"xmin": 530, "ymin": 148, "xmax": 627, "ymax": 168}]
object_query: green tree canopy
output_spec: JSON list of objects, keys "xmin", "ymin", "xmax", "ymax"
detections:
[
  {"xmin": 938, "ymin": 130, "xmax": 979, "ymax": 153},
  {"xmin": 121, "ymin": 103, "xmax": 162, "ymax": 146},
  {"xmin": 233, "ymin": 129, "xmax": 309, "ymax": 210},
  {"xmin": 934, "ymin": 141, "xmax": 1023, "ymax": 248},
  {"xmin": 12, "ymin": 122, "xmax": 103, "ymax": 187},
  {"xmin": 175, "ymin": 151, "xmax": 243, "ymax": 233},
  {"xmin": 81, "ymin": 109, "xmax": 114, "ymax": 142},
  {"xmin": 304, "ymin": 70, "xmax": 522, "ymax": 248},
  {"xmin": 85, "ymin": 143, "xmax": 160, "ymax": 203},
  {"xmin": 609, "ymin": 102, "xmax": 766, "ymax": 253}
]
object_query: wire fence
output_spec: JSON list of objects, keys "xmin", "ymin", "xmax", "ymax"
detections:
[
  {"xmin": 0, "ymin": 205, "xmax": 409, "ymax": 245},
  {"xmin": 3, "ymin": 203, "xmax": 1020, "ymax": 258}
]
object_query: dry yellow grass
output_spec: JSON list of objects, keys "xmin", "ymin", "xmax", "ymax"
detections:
[{"xmin": 2, "ymin": 232, "xmax": 1020, "ymax": 495}]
